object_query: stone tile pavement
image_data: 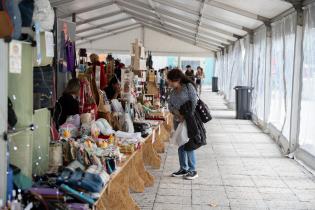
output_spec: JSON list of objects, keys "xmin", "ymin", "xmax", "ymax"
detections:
[{"xmin": 131, "ymin": 92, "xmax": 315, "ymax": 210}]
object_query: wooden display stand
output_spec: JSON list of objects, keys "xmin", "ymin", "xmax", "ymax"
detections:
[
  {"xmin": 153, "ymin": 124, "xmax": 165, "ymax": 153},
  {"xmin": 153, "ymin": 113, "xmax": 172, "ymax": 153},
  {"xmin": 131, "ymin": 39, "xmax": 146, "ymax": 71},
  {"xmin": 95, "ymin": 126, "xmax": 163, "ymax": 210}
]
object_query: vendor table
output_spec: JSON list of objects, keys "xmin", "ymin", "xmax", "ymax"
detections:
[{"xmin": 95, "ymin": 113, "xmax": 173, "ymax": 210}]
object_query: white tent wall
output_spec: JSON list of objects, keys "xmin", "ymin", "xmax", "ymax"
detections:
[
  {"xmin": 77, "ymin": 27, "xmax": 214, "ymax": 57},
  {"xmin": 268, "ymin": 12, "xmax": 297, "ymax": 153},
  {"xmin": 213, "ymin": 2, "xmax": 315, "ymax": 171},
  {"xmin": 295, "ymin": 2, "xmax": 315, "ymax": 171},
  {"xmin": 251, "ymin": 26, "xmax": 268, "ymax": 124},
  {"xmin": 214, "ymin": 36, "xmax": 252, "ymax": 108}
]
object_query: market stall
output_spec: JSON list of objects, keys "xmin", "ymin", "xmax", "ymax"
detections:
[{"xmin": 0, "ymin": 0, "xmax": 173, "ymax": 206}]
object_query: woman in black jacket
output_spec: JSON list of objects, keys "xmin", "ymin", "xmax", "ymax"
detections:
[
  {"xmin": 55, "ymin": 78, "xmax": 80, "ymax": 128},
  {"xmin": 167, "ymin": 69, "xmax": 206, "ymax": 180}
]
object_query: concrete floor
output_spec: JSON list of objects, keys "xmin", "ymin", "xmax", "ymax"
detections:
[{"xmin": 132, "ymin": 91, "xmax": 315, "ymax": 210}]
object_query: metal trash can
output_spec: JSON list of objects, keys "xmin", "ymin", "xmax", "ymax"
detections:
[
  {"xmin": 212, "ymin": 77, "xmax": 218, "ymax": 92},
  {"xmin": 234, "ymin": 86, "xmax": 253, "ymax": 119}
]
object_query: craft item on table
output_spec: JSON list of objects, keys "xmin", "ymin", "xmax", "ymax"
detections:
[
  {"xmin": 91, "ymin": 122, "xmax": 100, "ymax": 139},
  {"xmin": 79, "ymin": 165, "xmax": 109, "ymax": 193},
  {"xmin": 98, "ymin": 90, "xmax": 111, "ymax": 119},
  {"xmin": 118, "ymin": 138, "xmax": 142, "ymax": 154},
  {"xmin": 145, "ymin": 115, "xmax": 166, "ymax": 121},
  {"xmin": 67, "ymin": 167, "xmax": 84, "ymax": 187},
  {"xmin": 134, "ymin": 103, "xmax": 145, "ymax": 120},
  {"xmin": 57, "ymin": 160, "xmax": 85, "ymax": 185},
  {"xmin": 95, "ymin": 118, "xmax": 114, "ymax": 135},
  {"xmin": 80, "ymin": 112, "xmax": 92, "ymax": 124},
  {"xmin": 79, "ymin": 78, "xmax": 97, "ymax": 115},
  {"xmin": 67, "ymin": 203, "xmax": 89, "ymax": 210},
  {"xmin": 28, "ymin": 187, "xmax": 65, "ymax": 200},
  {"xmin": 66, "ymin": 114, "xmax": 80, "ymax": 128},
  {"xmin": 133, "ymin": 122, "xmax": 152, "ymax": 138},
  {"xmin": 48, "ymin": 143, "xmax": 63, "ymax": 173},
  {"xmin": 148, "ymin": 70, "xmax": 155, "ymax": 82},
  {"xmin": 108, "ymin": 134, "xmax": 115, "ymax": 144},
  {"xmin": 142, "ymin": 104, "xmax": 158, "ymax": 113},
  {"xmin": 83, "ymin": 138, "xmax": 96, "ymax": 150},
  {"xmin": 60, "ymin": 184, "xmax": 95, "ymax": 206},
  {"xmin": 90, "ymin": 154, "xmax": 103, "ymax": 168},
  {"xmin": 138, "ymin": 120, "xmax": 160, "ymax": 126},
  {"xmin": 80, "ymin": 123, "xmax": 91, "ymax": 137},
  {"xmin": 94, "ymin": 145, "xmax": 121, "ymax": 160},
  {"xmin": 154, "ymin": 100, "xmax": 161, "ymax": 109},
  {"xmin": 59, "ymin": 123, "xmax": 79, "ymax": 139},
  {"xmin": 104, "ymin": 158, "xmax": 116, "ymax": 174},
  {"xmin": 110, "ymin": 112, "xmax": 124, "ymax": 131},
  {"xmin": 95, "ymin": 139, "xmax": 109, "ymax": 149},
  {"xmin": 115, "ymin": 131, "xmax": 142, "ymax": 140},
  {"xmin": 111, "ymin": 99, "xmax": 124, "ymax": 113},
  {"xmin": 123, "ymin": 109, "xmax": 134, "ymax": 133},
  {"xmin": 120, "ymin": 68, "xmax": 135, "ymax": 102}
]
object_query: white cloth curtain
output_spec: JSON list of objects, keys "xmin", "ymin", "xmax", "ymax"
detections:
[
  {"xmin": 269, "ymin": 13, "xmax": 297, "ymax": 139},
  {"xmin": 223, "ymin": 49, "xmax": 229, "ymax": 94},
  {"xmin": 227, "ymin": 41, "xmax": 242, "ymax": 103},
  {"xmin": 299, "ymin": 4, "xmax": 315, "ymax": 155},
  {"xmin": 215, "ymin": 52, "xmax": 224, "ymax": 91},
  {"xmin": 251, "ymin": 27, "xmax": 267, "ymax": 121},
  {"xmin": 241, "ymin": 35, "xmax": 252, "ymax": 86},
  {"xmin": 214, "ymin": 39, "xmax": 249, "ymax": 102}
]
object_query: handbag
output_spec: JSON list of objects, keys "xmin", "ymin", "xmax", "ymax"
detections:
[
  {"xmin": 8, "ymin": 97, "xmax": 17, "ymax": 128},
  {"xmin": 185, "ymin": 84, "xmax": 212, "ymax": 123},
  {"xmin": 196, "ymin": 97, "xmax": 212, "ymax": 123},
  {"xmin": 3, "ymin": 0, "xmax": 22, "ymax": 39},
  {"xmin": 0, "ymin": 3, "xmax": 13, "ymax": 38}
]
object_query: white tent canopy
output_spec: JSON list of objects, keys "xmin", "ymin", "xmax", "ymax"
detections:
[{"xmin": 50, "ymin": 0, "xmax": 295, "ymax": 54}]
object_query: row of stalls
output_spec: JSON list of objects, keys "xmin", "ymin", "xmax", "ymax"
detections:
[
  {"xmin": 0, "ymin": 1, "xmax": 176, "ymax": 209},
  {"xmin": 214, "ymin": 1, "xmax": 315, "ymax": 172}
]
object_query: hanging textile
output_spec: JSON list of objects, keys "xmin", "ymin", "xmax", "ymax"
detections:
[
  {"xmin": 251, "ymin": 26, "xmax": 267, "ymax": 121},
  {"xmin": 241, "ymin": 35, "xmax": 252, "ymax": 87},
  {"xmin": 269, "ymin": 12, "xmax": 297, "ymax": 139},
  {"xmin": 299, "ymin": 4, "xmax": 315, "ymax": 155}
]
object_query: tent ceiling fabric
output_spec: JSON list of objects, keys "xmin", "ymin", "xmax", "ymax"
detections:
[{"xmin": 51, "ymin": 0, "xmax": 294, "ymax": 52}]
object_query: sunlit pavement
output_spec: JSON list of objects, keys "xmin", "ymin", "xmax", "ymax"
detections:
[{"xmin": 132, "ymin": 91, "xmax": 315, "ymax": 210}]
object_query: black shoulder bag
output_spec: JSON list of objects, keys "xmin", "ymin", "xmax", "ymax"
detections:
[
  {"xmin": 196, "ymin": 96, "xmax": 212, "ymax": 123},
  {"xmin": 186, "ymin": 84, "xmax": 212, "ymax": 123}
]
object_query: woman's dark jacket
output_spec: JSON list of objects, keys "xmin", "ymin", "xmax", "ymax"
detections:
[{"xmin": 180, "ymin": 101, "xmax": 207, "ymax": 151}]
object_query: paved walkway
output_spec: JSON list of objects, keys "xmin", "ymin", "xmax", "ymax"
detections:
[{"xmin": 132, "ymin": 91, "xmax": 315, "ymax": 210}]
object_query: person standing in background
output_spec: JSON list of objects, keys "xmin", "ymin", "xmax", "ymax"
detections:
[
  {"xmin": 196, "ymin": 66, "xmax": 205, "ymax": 95},
  {"xmin": 185, "ymin": 65, "xmax": 195, "ymax": 82}
]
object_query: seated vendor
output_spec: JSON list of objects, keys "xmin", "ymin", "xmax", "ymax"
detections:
[
  {"xmin": 105, "ymin": 77, "xmax": 121, "ymax": 100},
  {"xmin": 55, "ymin": 78, "xmax": 80, "ymax": 127}
]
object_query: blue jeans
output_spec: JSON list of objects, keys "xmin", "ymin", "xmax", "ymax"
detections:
[{"xmin": 178, "ymin": 145, "xmax": 196, "ymax": 171}]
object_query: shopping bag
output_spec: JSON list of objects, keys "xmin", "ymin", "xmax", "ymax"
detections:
[{"xmin": 170, "ymin": 121, "xmax": 189, "ymax": 147}]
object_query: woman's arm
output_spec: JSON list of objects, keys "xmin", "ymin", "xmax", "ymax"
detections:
[{"xmin": 187, "ymin": 83, "xmax": 198, "ymax": 109}]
